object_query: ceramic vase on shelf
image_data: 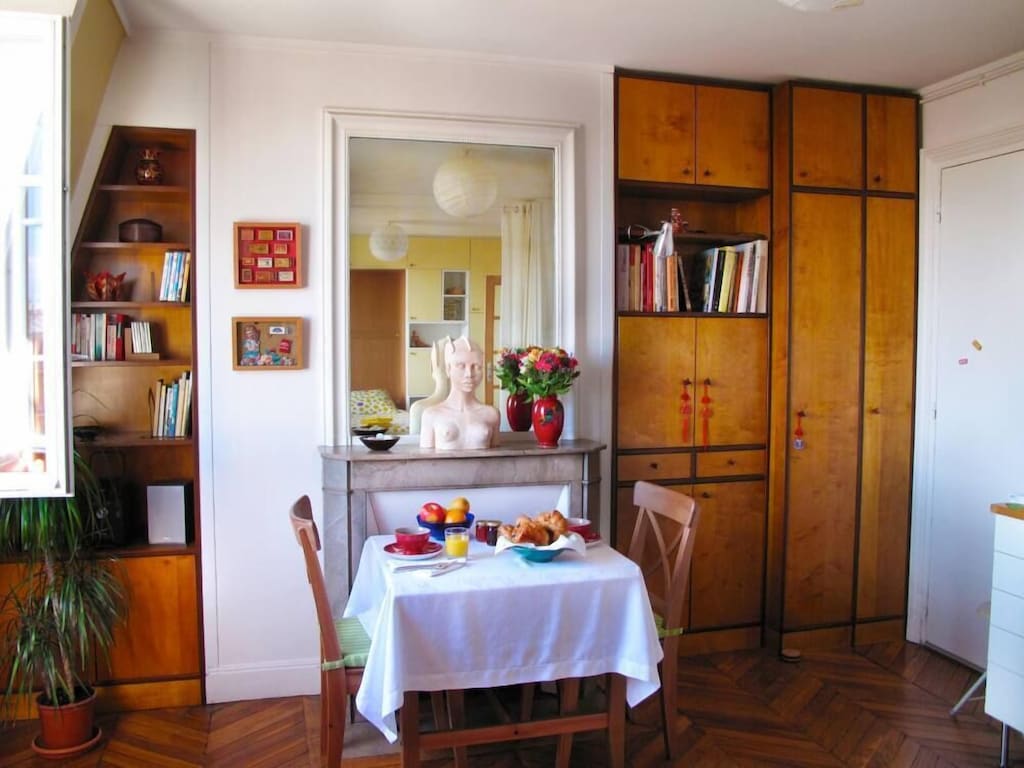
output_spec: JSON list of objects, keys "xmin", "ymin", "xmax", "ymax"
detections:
[
  {"xmin": 505, "ymin": 391, "xmax": 533, "ymax": 432},
  {"xmin": 531, "ymin": 394, "xmax": 564, "ymax": 448},
  {"xmin": 135, "ymin": 148, "xmax": 163, "ymax": 185}
]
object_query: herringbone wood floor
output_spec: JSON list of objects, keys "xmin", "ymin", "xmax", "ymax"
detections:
[{"xmin": 1, "ymin": 642, "xmax": 1021, "ymax": 767}]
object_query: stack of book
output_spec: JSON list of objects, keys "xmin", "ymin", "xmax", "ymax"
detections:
[
  {"xmin": 71, "ymin": 312, "xmax": 128, "ymax": 361},
  {"xmin": 616, "ymin": 238, "xmax": 769, "ymax": 314},
  {"xmin": 697, "ymin": 240, "xmax": 769, "ymax": 314},
  {"xmin": 151, "ymin": 370, "xmax": 192, "ymax": 438},
  {"xmin": 129, "ymin": 320, "xmax": 155, "ymax": 356},
  {"xmin": 159, "ymin": 250, "xmax": 191, "ymax": 302}
]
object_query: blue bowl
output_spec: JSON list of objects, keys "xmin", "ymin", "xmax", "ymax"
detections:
[
  {"xmin": 510, "ymin": 545, "xmax": 566, "ymax": 563},
  {"xmin": 416, "ymin": 512, "xmax": 475, "ymax": 542}
]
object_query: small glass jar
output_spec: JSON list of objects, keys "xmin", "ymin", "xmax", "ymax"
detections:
[{"xmin": 475, "ymin": 519, "xmax": 499, "ymax": 543}]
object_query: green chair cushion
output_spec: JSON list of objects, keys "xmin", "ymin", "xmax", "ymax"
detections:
[
  {"xmin": 321, "ymin": 616, "xmax": 372, "ymax": 671},
  {"xmin": 654, "ymin": 612, "xmax": 685, "ymax": 639}
]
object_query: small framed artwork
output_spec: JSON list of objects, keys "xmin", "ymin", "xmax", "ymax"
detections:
[
  {"xmin": 234, "ymin": 222, "xmax": 302, "ymax": 288},
  {"xmin": 232, "ymin": 316, "xmax": 304, "ymax": 370}
]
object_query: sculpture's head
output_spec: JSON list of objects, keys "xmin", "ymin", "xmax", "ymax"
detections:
[{"xmin": 444, "ymin": 336, "xmax": 484, "ymax": 393}]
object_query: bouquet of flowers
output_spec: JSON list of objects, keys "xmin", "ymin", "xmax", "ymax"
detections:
[
  {"xmin": 495, "ymin": 347, "xmax": 532, "ymax": 394},
  {"xmin": 518, "ymin": 346, "xmax": 580, "ymax": 398}
]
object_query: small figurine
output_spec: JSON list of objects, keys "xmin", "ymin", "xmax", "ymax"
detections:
[{"xmin": 241, "ymin": 323, "xmax": 261, "ymax": 365}]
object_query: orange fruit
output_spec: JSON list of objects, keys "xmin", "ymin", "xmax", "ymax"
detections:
[
  {"xmin": 444, "ymin": 508, "xmax": 467, "ymax": 524},
  {"xmin": 448, "ymin": 496, "xmax": 470, "ymax": 513}
]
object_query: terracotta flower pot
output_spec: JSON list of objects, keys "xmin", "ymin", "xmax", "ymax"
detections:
[{"xmin": 32, "ymin": 687, "xmax": 103, "ymax": 759}]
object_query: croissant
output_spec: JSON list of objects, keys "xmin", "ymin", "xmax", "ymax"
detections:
[
  {"xmin": 535, "ymin": 510, "xmax": 568, "ymax": 540},
  {"xmin": 499, "ymin": 515, "xmax": 554, "ymax": 546}
]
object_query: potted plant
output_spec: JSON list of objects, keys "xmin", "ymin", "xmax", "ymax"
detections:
[
  {"xmin": 517, "ymin": 347, "xmax": 580, "ymax": 448},
  {"xmin": 0, "ymin": 451, "xmax": 125, "ymax": 758}
]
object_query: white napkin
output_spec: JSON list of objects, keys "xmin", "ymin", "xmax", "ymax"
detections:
[{"xmin": 493, "ymin": 532, "xmax": 586, "ymax": 557}]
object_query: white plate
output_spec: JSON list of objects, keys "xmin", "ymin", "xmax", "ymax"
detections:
[{"xmin": 383, "ymin": 542, "xmax": 442, "ymax": 560}]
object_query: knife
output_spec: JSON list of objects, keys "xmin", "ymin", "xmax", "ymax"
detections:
[
  {"xmin": 430, "ymin": 561, "xmax": 466, "ymax": 577},
  {"xmin": 393, "ymin": 561, "xmax": 453, "ymax": 573}
]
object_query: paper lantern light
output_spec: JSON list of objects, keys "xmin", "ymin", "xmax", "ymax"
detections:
[
  {"xmin": 432, "ymin": 154, "xmax": 498, "ymax": 218},
  {"xmin": 368, "ymin": 223, "xmax": 409, "ymax": 262}
]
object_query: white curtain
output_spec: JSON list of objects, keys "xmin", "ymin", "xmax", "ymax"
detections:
[{"xmin": 499, "ymin": 200, "xmax": 553, "ymax": 348}]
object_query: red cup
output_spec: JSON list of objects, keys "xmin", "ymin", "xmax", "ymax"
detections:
[
  {"xmin": 565, "ymin": 517, "xmax": 592, "ymax": 538},
  {"xmin": 395, "ymin": 526, "xmax": 430, "ymax": 554}
]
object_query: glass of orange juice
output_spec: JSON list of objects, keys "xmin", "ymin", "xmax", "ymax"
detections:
[{"xmin": 444, "ymin": 526, "xmax": 470, "ymax": 559}]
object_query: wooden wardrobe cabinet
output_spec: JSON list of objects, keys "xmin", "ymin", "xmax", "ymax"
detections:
[
  {"xmin": 618, "ymin": 76, "xmax": 770, "ymax": 189},
  {"xmin": 769, "ymin": 83, "xmax": 918, "ymax": 650}
]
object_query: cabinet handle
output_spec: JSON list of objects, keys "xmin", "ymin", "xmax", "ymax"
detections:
[
  {"xmin": 681, "ymin": 167, "xmax": 692, "ymax": 177},
  {"xmin": 873, "ymin": 174, "xmax": 883, "ymax": 183},
  {"xmin": 703, "ymin": 169, "xmax": 712, "ymax": 177},
  {"xmin": 794, "ymin": 410, "xmax": 806, "ymax": 450},
  {"xmin": 798, "ymin": 170, "xmax": 808, "ymax": 178},
  {"xmin": 701, "ymin": 491, "xmax": 712, "ymax": 499},
  {"xmin": 727, "ymin": 459, "xmax": 736, "ymax": 466},
  {"xmin": 649, "ymin": 462, "xmax": 659, "ymax": 470},
  {"xmin": 700, "ymin": 380, "xmax": 713, "ymax": 448},
  {"xmin": 868, "ymin": 406, "xmax": 881, "ymax": 415}
]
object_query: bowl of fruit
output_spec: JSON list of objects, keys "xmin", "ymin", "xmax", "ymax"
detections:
[{"xmin": 416, "ymin": 497, "xmax": 475, "ymax": 541}]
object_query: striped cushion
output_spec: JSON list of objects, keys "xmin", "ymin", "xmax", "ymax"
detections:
[
  {"xmin": 654, "ymin": 612, "xmax": 685, "ymax": 639},
  {"xmin": 321, "ymin": 616, "xmax": 372, "ymax": 671}
]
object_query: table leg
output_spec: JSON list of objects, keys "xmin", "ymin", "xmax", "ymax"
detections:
[
  {"xmin": 555, "ymin": 678, "xmax": 581, "ymax": 768},
  {"xmin": 999, "ymin": 722, "xmax": 1009, "ymax": 768},
  {"xmin": 400, "ymin": 691, "xmax": 420, "ymax": 768},
  {"xmin": 607, "ymin": 674, "xmax": 626, "ymax": 768}
]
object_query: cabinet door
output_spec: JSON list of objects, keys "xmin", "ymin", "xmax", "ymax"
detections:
[
  {"xmin": 406, "ymin": 268, "xmax": 442, "ymax": 321},
  {"xmin": 792, "ymin": 87, "xmax": 863, "ymax": 189},
  {"xmin": 695, "ymin": 85, "xmax": 770, "ymax": 189},
  {"xmin": 866, "ymin": 94, "xmax": 918, "ymax": 194},
  {"xmin": 101, "ymin": 555, "xmax": 200, "ymax": 681},
  {"xmin": 406, "ymin": 348, "xmax": 432, "ymax": 397},
  {"xmin": 690, "ymin": 480, "xmax": 766, "ymax": 629},
  {"xmin": 785, "ymin": 193, "xmax": 862, "ymax": 628},
  {"xmin": 695, "ymin": 317, "xmax": 768, "ymax": 447},
  {"xmin": 617, "ymin": 316, "xmax": 696, "ymax": 448},
  {"xmin": 617, "ymin": 77, "xmax": 696, "ymax": 184},
  {"xmin": 857, "ymin": 197, "xmax": 915, "ymax": 621}
]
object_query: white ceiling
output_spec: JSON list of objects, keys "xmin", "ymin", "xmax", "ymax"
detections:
[{"xmin": 115, "ymin": 0, "xmax": 1024, "ymax": 91}]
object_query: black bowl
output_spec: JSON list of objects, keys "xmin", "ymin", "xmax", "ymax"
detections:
[
  {"xmin": 359, "ymin": 434, "xmax": 399, "ymax": 451},
  {"xmin": 353, "ymin": 426, "xmax": 387, "ymax": 437}
]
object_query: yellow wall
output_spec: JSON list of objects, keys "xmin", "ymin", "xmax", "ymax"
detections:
[{"xmin": 69, "ymin": 0, "xmax": 124, "ymax": 191}]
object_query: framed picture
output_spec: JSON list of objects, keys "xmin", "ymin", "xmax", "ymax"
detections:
[
  {"xmin": 232, "ymin": 316, "xmax": 304, "ymax": 370},
  {"xmin": 234, "ymin": 222, "xmax": 302, "ymax": 288}
]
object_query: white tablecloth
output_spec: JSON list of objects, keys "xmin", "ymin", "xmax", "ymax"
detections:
[{"xmin": 343, "ymin": 535, "xmax": 663, "ymax": 742}]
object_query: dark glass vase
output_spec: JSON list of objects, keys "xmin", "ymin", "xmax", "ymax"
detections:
[
  {"xmin": 135, "ymin": 148, "xmax": 164, "ymax": 185},
  {"xmin": 505, "ymin": 391, "xmax": 533, "ymax": 431}
]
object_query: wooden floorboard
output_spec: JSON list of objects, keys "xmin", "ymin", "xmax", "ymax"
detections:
[{"xmin": 0, "ymin": 642, "xmax": 1020, "ymax": 767}]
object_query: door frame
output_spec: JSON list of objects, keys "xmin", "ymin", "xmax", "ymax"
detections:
[{"xmin": 906, "ymin": 124, "xmax": 1024, "ymax": 642}]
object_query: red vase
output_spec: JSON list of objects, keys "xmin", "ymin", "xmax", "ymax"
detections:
[
  {"xmin": 531, "ymin": 395, "xmax": 564, "ymax": 448},
  {"xmin": 505, "ymin": 391, "xmax": 533, "ymax": 432}
]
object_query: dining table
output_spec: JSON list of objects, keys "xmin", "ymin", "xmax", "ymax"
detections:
[{"xmin": 343, "ymin": 533, "xmax": 664, "ymax": 767}]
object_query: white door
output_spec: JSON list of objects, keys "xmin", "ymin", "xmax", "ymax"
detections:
[{"xmin": 922, "ymin": 149, "xmax": 1024, "ymax": 667}]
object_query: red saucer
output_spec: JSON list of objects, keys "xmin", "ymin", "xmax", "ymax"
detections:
[{"xmin": 384, "ymin": 541, "xmax": 442, "ymax": 560}]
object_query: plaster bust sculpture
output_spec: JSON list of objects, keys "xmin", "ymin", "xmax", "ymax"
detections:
[
  {"xmin": 408, "ymin": 336, "xmax": 451, "ymax": 435},
  {"xmin": 419, "ymin": 336, "xmax": 499, "ymax": 450}
]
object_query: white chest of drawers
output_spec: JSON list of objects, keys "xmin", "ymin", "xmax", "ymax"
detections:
[{"xmin": 986, "ymin": 505, "xmax": 1024, "ymax": 738}]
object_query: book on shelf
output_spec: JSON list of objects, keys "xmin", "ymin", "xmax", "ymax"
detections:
[
  {"xmin": 150, "ymin": 370, "xmax": 192, "ymax": 438},
  {"xmin": 159, "ymin": 250, "xmax": 191, "ymax": 301}
]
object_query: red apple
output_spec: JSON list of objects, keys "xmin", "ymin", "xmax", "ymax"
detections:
[{"xmin": 420, "ymin": 501, "xmax": 446, "ymax": 524}]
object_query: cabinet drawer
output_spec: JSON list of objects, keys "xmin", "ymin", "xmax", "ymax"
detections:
[
  {"xmin": 617, "ymin": 453, "xmax": 691, "ymax": 482},
  {"xmin": 995, "ymin": 514, "xmax": 1024, "ymax": 559},
  {"xmin": 696, "ymin": 450, "xmax": 765, "ymax": 478},
  {"xmin": 993, "ymin": 552, "xmax": 1024, "ymax": 598},
  {"xmin": 991, "ymin": 589, "xmax": 1024, "ymax": 637},
  {"xmin": 986, "ymin": 662, "xmax": 1024, "ymax": 732},
  {"xmin": 989, "ymin": 626, "xmax": 1024, "ymax": 677}
]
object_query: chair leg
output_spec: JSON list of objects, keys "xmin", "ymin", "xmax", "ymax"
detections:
[
  {"xmin": 950, "ymin": 670, "xmax": 986, "ymax": 716},
  {"xmin": 324, "ymin": 672, "xmax": 346, "ymax": 767},
  {"xmin": 430, "ymin": 692, "xmax": 447, "ymax": 730},
  {"xmin": 447, "ymin": 690, "xmax": 469, "ymax": 768},
  {"xmin": 320, "ymin": 669, "xmax": 328, "ymax": 759},
  {"xmin": 607, "ymin": 674, "xmax": 627, "ymax": 768},
  {"xmin": 519, "ymin": 682, "xmax": 536, "ymax": 721},
  {"xmin": 660, "ymin": 648, "xmax": 679, "ymax": 759}
]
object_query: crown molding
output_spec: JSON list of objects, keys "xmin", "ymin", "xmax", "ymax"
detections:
[{"xmin": 919, "ymin": 50, "xmax": 1024, "ymax": 103}]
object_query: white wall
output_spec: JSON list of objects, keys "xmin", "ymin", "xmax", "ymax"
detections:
[{"xmin": 89, "ymin": 31, "xmax": 613, "ymax": 702}]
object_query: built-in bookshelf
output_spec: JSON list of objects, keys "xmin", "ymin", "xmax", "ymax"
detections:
[{"xmin": 69, "ymin": 125, "xmax": 203, "ymax": 708}]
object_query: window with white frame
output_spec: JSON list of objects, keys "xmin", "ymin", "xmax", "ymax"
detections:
[{"xmin": 0, "ymin": 10, "xmax": 70, "ymax": 496}]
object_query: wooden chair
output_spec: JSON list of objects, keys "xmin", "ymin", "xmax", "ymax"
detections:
[
  {"xmin": 290, "ymin": 495, "xmax": 370, "ymax": 767},
  {"xmin": 290, "ymin": 495, "xmax": 466, "ymax": 767},
  {"xmin": 626, "ymin": 480, "xmax": 700, "ymax": 759}
]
